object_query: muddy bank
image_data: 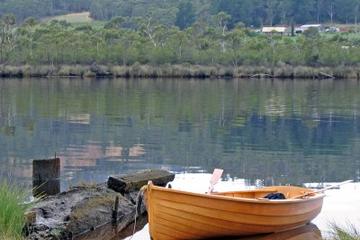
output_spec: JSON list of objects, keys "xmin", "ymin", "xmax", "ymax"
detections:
[
  {"xmin": 1, "ymin": 64, "xmax": 359, "ymax": 79},
  {"xmin": 25, "ymin": 169, "xmax": 174, "ymax": 240}
]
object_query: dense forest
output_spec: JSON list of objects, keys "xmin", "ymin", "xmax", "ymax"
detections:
[
  {"xmin": 89, "ymin": 0, "xmax": 360, "ymax": 27},
  {"xmin": 1, "ymin": 0, "xmax": 360, "ymax": 78},
  {"xmin": 1, "ymin": 15, "xmax": 360, "ymax": 66},
  {"xmin": 0, "ymin": 0, "xmax": 360, "ymax": 27}
]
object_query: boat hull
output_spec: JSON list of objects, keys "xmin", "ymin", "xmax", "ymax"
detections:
[{"xmin": 145, "ymin": 184, "xmax": 324, "ymax": 240}]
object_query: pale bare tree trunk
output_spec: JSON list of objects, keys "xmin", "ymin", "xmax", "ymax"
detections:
[
  {"xmin": 144, "ymin": 17, "xmax": 157, "ymax": 48},
  {"xmin": 355, "ymin": 3, "xmax": 359, "ymax": 33},
  {"xmin": 317, "ymin": 0, "xmax": 321, "ymax": 23},
  {"xmin": 221, "ymin": 25, "xmax": 226, "ymax": 53},
  {"xmin": 328, "ymin": 2, "xmax": 335, "ymax": 25}
]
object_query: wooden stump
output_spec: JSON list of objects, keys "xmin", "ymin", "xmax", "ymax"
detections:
[
  {"xmin": 33, "ymin": 158, "xmax": 60, "ymax": 197},
  {"xmin": 108, "ymin": 169, "xmax": 175, "ymax": 194}
]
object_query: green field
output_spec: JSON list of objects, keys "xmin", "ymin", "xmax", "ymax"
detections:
[
  {"xmin": 44, "ymin": 12, "xmax": 93, "ymax": 23},
  {"xmin": 43, "ymin": 11, "xmax": 106, "ymax": 28}
]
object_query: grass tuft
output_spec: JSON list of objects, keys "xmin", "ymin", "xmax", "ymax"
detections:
[
  {"xmin": 0, "ymin": 181, "xmax": 28, "ymax": 239},
  {"xmin": 330, "ymin": 224, "xmax": 360, "ymax": 240}
]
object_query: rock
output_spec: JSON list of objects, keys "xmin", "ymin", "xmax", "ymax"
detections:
[
  {"xmin": 25, "ymin": 211, "xmax": 36, "ymax": 224},
  {"xmin": 26, "ymin": 169, "xmax": 174, "ymax": 240},
  {"xmin": 108, "ymin": 169, "xmax": 175, "ymax": 194},
  {"xmin": 26, "ymin": 185, "xmax": 136, "ymax": 239}
]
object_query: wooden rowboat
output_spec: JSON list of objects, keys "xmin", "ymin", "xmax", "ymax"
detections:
[{"xmin": 145, "ymin": 182, "xmax": 324, "ymax": 240}]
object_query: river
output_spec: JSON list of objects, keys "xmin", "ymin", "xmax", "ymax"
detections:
[{"xmin": 1, "ymin": 78, "xmax": 360, "ymax": 188}]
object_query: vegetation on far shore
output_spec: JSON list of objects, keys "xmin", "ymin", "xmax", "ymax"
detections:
[
  {"xmin": 1, "ymin": 64, "xmax": 360, "ymax": 80},
  {"xmin": 0, "ymin": 14, "xmax": 360, "ymax": 79},
  {"xmin": 0, "ymin": 182, "xmax": 28, "ymax": 239}
]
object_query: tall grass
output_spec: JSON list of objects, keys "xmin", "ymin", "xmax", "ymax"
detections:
[
  {"xmin": 330, "ymin": 225, "xmax": 360, "ymax": 240},
  {"xmin": 0, "ymin": 181, "xmax": 28, "ymax": 240}
]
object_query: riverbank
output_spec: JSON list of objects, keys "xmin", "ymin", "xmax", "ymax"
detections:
[{"xmin": 1, "ymin": 64, "xmax": 360, "ymax": 79}]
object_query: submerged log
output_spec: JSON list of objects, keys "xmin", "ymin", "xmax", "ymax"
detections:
[
  {"xmin": 319, "ymin": 71, "xmax": 335, "ymax": 79},
  {"xmin": 108, "ymin": 169, "xmax": 175, "ymax": 194},
  {"xmin": 26, "ymin": 169, "xmax": 174, "ymax": 240}
]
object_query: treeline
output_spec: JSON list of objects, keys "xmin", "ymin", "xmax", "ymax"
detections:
[
  {"xmin": 211, "ymin": 0, "xmax": 360, "ymax": 27},
  {"xmin": 1, "ymin": 0, "xmax": 360, "ymax": 27},
  {"xmin": 2, "ymin": 16, "xmax": 360, "ymax": 66},
  {"xmin": 90, "ymin": 0, "xmax": 360, "ymax": 28}
]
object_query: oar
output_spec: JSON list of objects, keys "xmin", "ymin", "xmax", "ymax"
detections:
[
  {"xmin": 292, "ymin": 180, "xmax": 354, "ymax": 199},
  {"xmin": 207, "ymin": 168, "xmax": 223, "ymax": 194}
]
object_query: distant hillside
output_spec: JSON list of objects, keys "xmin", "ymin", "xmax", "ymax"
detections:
[
  {"xmin": 0, "ymin": 0, "xmax": 91, "ymax": 21},
  {"xmin": 88, "ymin": 0, "xmax": 360, "ymax": 28},
  {"xmin": 0, "ymin": 0, "xmax": 359, "ymax": 28},
  {"xmin": 89, "ymin": 0, "xmax": 211, "ymax": 27}
]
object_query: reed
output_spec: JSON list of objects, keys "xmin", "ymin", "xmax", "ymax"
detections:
[
  {"xmin": 1, "ymin": 64, "xmax": 360, "ymax": 79},
  {"xmin": 0, "ymin": 181, "xmax": 28, "ymax": 239},
  {"xmin": 330, "ymin": 224, "xmax": 360, "ymax": 240}
]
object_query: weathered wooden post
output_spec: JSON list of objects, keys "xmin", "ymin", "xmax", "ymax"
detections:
[
  {"xmin": 112, "ymin": 196, "xmax": 120, "ymax": 226},
  {"xmin": 33, "ymin": 158, "xmax": 60, "ymax": 197}
]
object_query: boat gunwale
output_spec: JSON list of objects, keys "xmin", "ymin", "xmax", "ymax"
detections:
[{"xmin": 147, "ymin": 183, "xmax": 326, "ymax": 204}]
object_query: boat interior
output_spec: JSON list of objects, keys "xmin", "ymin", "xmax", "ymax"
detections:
[{"xmin": 211, "ymin": 186, "xmax": 316, "ymax": 200}]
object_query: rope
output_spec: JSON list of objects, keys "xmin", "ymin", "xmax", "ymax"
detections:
[{"xmin": 128, "ymin": 185, "xmax": 147, "ymax": 240}]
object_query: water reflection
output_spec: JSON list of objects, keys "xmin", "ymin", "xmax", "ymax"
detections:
[
  {"xmin": 0, "ymin": 78, "xmax": 360, "ymax": 188},
  {"xmin": 76, "ymin": 214, "xmax": 148, "ymax": 240},
  {"xmin": 228, "ymin": 224, "xmax": 322, "ymax": 240},
  {"xmin": 80, "ymin": 222, "xmax": 322, "ymax": 240}
]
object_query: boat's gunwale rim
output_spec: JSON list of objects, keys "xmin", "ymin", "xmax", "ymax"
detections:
[{"xmin": 147, "ymin": 183, "xmax": 326, "ymax": 204}]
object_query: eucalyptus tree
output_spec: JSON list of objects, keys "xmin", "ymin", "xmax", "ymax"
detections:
[
  {"xmin": 0, "ymin": 14, "xmax": 16, "ymax": 63},
  {"xmin": 15, "ymin": 17, "xmax": 38, "ymax": 63},
  {"xmin": 213, "ymin": 12, "xmax": 231, "ymax": 53},
  {"xmin": 169, "ymin": 29, "xmax": 189, "ymax": 60},
  {"xmin": 135, "ymin": 16, "xmax": 172, "ymax": 49},
  {"xmin": 226, "ymin": 27, "xmax": 247, "ymax": 66}
]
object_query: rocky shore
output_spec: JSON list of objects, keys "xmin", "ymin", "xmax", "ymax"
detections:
[{"xmin": 25, "ymin": 169, "xmax": 175, "ymax": 240}]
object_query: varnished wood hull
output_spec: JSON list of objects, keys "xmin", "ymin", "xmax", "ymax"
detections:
[{"xmin": 145, "ymin": 183, "xmax": 324, "ymax": 240}]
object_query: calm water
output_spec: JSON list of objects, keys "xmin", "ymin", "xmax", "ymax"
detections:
[{"xmin": 1, "ymin": 78, "xmax": 360, "ymax": 189}]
